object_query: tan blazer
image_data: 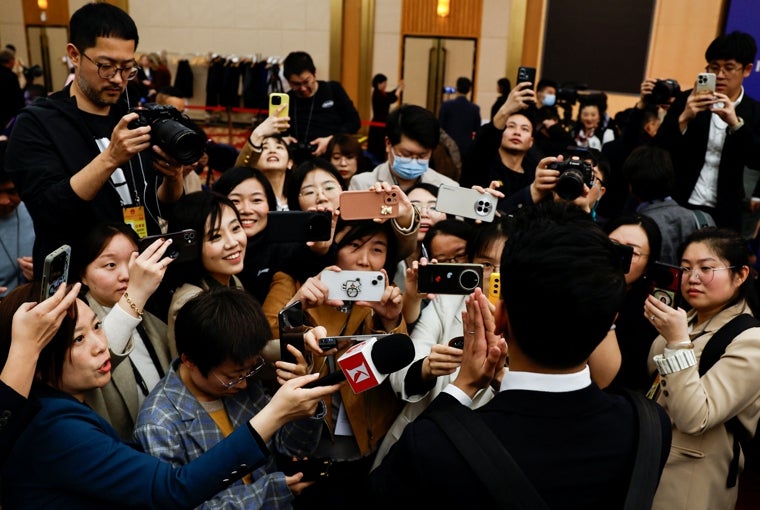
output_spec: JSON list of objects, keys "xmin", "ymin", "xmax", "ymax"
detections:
[
  {"xmin": 84, "ymin": 295, "xmax": 172, "ymax": 441},
  {"xmin": 648, "ymin": 300, "xmax": 760, "ymax": 510}
]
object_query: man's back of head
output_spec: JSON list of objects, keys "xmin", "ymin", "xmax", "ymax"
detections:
[
  {"xmin": 501, "ymin": 202, "xmax": 626, "ymax": 369},
  {"xmin": 0, "ymin": 50, "xmax": 15, "ymax": 69},
  {"xmin": 623, "ymin": 145, "xmax": 675, "ymax": 202},
  {"xmin": 69, "ymin": 2, "xmax": 139, "ymax": 51},
  {"xmin": 386, "ymin": 104, "xmax": 439, "ymax": 151},
  {"xmin": 456, "ymin": 77, "xmax": 472, "ymax": 95}
]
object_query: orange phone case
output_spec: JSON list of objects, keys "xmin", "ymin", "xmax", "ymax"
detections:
[{"xmin": 339, "ymin": 190, "xmax": 400, "ymax": 220}]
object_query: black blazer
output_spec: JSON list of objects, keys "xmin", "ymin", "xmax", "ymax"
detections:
[
  {"xmin": 655, "ymin": 89, "xmax": 760, "ymax": 230},
  {"xmin": 369, "ymin": 385, "xmax": 671, "ymax": 509}
]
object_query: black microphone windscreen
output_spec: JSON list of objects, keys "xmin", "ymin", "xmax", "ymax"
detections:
[{"xmin": 371, "ymin": 333, "xmax": 415, "ymax": 374}]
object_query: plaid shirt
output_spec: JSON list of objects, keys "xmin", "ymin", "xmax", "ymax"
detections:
[{"xmin": 134, "ymin": 360, "xmax": 322, "ymax": 509}]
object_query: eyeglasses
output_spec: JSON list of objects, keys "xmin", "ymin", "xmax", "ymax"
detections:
[
  {"xmin": 411, "ymin": 201, "xmax": 439, "ymax": 214},
  {"xmin": 705, "ymin": 63, "xmax": 744, "ymax": 75},
  {"xmin": 435, "ymin": 253, "xmax": 468, "ymax": 264},
  {"xmin": 681, "ymin": 266, "xmax": 736, "ymax": 284},
  {"xmin": 213, "ymin": 358, "xmax": 266, "ymax": 389},
  {"xmin": 299, "ymin": 182, "xmax": 341, "ymax": 200},
  {"xmin": 392, "ymin": 150, "xmax": 431, "ymax": 162},
  {"xmin": 80, "ymin": 51, "xmax": 140, "ymax": 80}
]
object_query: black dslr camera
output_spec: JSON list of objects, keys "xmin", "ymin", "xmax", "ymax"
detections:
[
  {"xmin": 128, "ymin": 104, "xmax": 206, "ymax": 164},
  {"xmin": 548, "ymin": 155, "xmax": 595, "ymax": 201},
  {"xmin": 646, "ymin": 79, "xmax": 681, "ymax": 105},
  {"xmin": 290, "ymin": 141, "xmax": 318, "ymax": 165}
]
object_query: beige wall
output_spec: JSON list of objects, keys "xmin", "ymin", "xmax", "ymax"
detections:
[{"xmin": 0, "ymin": 0, "xmax": 29, "ymax": 68}]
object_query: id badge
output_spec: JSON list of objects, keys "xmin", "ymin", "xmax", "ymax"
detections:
[{"xmin": 123, "ymin": 206, "xmax": 148, "ymax": 238}]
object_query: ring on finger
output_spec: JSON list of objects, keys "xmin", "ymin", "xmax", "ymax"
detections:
[{"xmin": 650, "ymin": 315, "xmax": 656, "ymax": 321}]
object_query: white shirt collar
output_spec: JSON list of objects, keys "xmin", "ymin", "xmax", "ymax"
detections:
[{"xmin": 499, "ymin": 365, "xmax": 592, "ymax": 393}]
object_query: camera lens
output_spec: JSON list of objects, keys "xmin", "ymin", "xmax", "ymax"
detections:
[
  {"xmin": 152, "ymin": 119, "xmax": 206, "ymax": 164},
  {"xmin": 459, "ymin": 269, "xmax": 480, "ymax": 291},
  {"xmin": 272, "ymin": 96, "xmax": 281, "ymax": 105},
  {"xmin": 555, "ymin": 170, "xmax": 584, "ymax": 200}
]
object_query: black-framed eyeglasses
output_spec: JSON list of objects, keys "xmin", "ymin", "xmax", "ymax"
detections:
[
  {"xmin": 80, "ymin": 51, "xmax": 140, "ymax": 80},
  {"xmin": 212, "ymin": 358, "xmax": 266, "ymax": 389}
]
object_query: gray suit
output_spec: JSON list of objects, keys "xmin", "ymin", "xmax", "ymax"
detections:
[{"xmin": 639, "ymin": 198, "xmax": 714, "ymax": 265}]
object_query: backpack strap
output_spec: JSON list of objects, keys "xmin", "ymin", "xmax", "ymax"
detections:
[
  {"xmin": 696, "ymin": 313, "xmax": 760, "ymax": 487},
  {"xmin": 426, "ymin": 400, "xmax": 550, "ymax": 509},
  {"xmin": 692, "ymin": 209, "xmax": 713, "ymax": 229},
  {"xmin": 621, "ymin": 389, "xmax": 665, "ymax": 510}
]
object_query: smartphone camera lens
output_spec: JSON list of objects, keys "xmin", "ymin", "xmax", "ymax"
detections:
[
  {"xmin": 459, "ymin": 269, "xmax": 481, "ymax": 291},
  {"xmin": 272, "ymin": 96, "xmax": 281, "ymax": 105}
]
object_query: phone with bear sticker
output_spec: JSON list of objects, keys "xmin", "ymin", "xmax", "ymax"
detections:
[
  {"xmin": 40, "ymin": 244, "xmax": 71, "ymax": 302},
  {"xmin": 320, "ymin": 269, "xmax": 386, "ymax": 302},
  {"xmin": 435, "ymin": 184, "xmax": 497, "ymax": 223},
  {"xmin": 339, "ymin": 190, "xmax": 400, "ymax": 220},
  {"xmin": 268, "ymin": 93, "xmax": 289, "ymax": 121},
  {"xmin": 647, "ymin": 262, "xmax": 683, "ymax": 309},
  {"xmin": 418, "ymin": 263, "xmax": 483, "ymax": 295}
]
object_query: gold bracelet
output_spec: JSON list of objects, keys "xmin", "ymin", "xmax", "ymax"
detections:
[{"xmin": 123, "ymin": 292, "xmax": 144, "ymax": 318}]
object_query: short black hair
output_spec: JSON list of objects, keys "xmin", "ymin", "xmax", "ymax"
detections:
[
  {"xmin": 213, "ymin": 166, "xmax": 278, "ymax": 213},
  {"xmin": 622, "ymin": 145, "xmax": 674, "ymax": 202},
  {"xmin": 174, "ymin": 286, "xmax": 270, "ymax": 376},
  {"xmin": 603, "ymin": 213, "xmax": 663, "ymax": 273},
  {"xmin": 69, "ymin": 2, "xmax": 139, "ymax": 52},
  {"xmin": 422, "ymin": 219, "xmax": 474, "ymax": 259},
  {"xmin": 497, "ymin": 78, "xmax": 511, "ymax": 94},
  {"xmin": 386, "ymin": 104, "xmax": 439, "ymax": 151},
  {"xmin": 372, "ymin": 73, "xmax": 388, "ymax": 89},
  {"xmin": 287, "ymin": 158, "xmax": 347, "ymax": 211},
  {"xmin": 456, "ymin": 77, "xmax": 472, "ymax": 94},
  {"xmin": 536, "ymin": 79, "xmax": 558, "ymax": 92},
  {"xmin": 333, "ymin": 219, "xmax": 400, "ymax": 279},
  {"xmin": 501, "ymin": 202, "xmax": 626, "ymax": 369},
  {"xmin": 705, "ymin": 31, "xmax": 757, "ymax": 66},
  {"xmin": 283, "ymin": 51, "xmax": 316, "ymax": 79}
]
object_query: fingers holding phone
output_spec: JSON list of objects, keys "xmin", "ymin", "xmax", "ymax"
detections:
[
  {"xmin": 274, "ymin": 343, "xmax": 310, "ymax": 385},
  {"xmin": 644, "ymin": 294, "xmax": 689, "ymax": 343}
]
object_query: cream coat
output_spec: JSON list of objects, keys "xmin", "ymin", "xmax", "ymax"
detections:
[{"xmin": 648, "ymin": 300, "xmax": 760, "ymax": 510}]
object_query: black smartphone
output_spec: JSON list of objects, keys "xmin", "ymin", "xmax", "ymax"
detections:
[
  {"xmin": 138, "ymin": 229, "xmax": 199, "ymax": 263},
  {"xmin": 517, "ymin": 66, "xmax": 536, "ymax": 88},
  {"xmin": 418, "ymin": 264, "xmax": 483, "ymax": 295},
  {"xmin": 40, "ymin": 244, "xmax": 71, "ymax": 302},
  {"xmin": 278, "ymin": 456, "xmax": 332, "ymax": 482},
  {"xmin": 318, "ymin": 334, "xmax": 389, "ymax": 351},
  {"xmin": 647, "ymin": 262, "xmax": 684, "ymax": 309},
  {"xmin": 448, "ymin": 336, "xmax": 464, "ymax": 350},
  {"xmin": 266, "ymin": 211, "xmax": 332, "ymax": 243},
  {"xmin": 278, "ymin": 301, "xmax": 307, "ymax": 364}
]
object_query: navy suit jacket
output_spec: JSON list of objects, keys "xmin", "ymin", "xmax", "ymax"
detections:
[
  {"xmin": 440, "ymin": 96, "xmax": 481, "ymax": 157},
  {"xmin": 369, "ymin": 385, "xmax": 671, "ymax": 509},
  {"xmin": 655, "ymin": 89, "xmax": 760, "ymax": 230}
]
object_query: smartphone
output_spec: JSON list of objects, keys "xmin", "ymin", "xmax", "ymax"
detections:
[
  {"xmin": 647, "ymin": 262, "xmax": 683, "ymax": 309},
  {"xmin": 320, "ymin": 269, "xmax": 386, "ymax": 302},
  {"xmin": 695, "ymin": 72, "xmax": 716, "ymax": 95},
  {"xmin": 278, "ymin": 301, "xmax": 307, "ymax": 364},
  {"xmin": 517, "ymin": 66, "xmax": 537, "ymax": 88},
  {"xmin": 418, "ymin": 263, "xmax": 483, "ymax": 295},
  {"xmin": 138, "ymin": 229, "xmax": 199, "ymax": 263},
  {"xmin": 487, "ymin": 272, "xmax": 501, "ymax": 306},
  {"xmin": 40, "ymin": 244, "xmax": 71, "ymax": 302},
  {"xmin": 278, "ymin": 456, "xmax": 332, "ymax": 482},
  {"xmin": 266, "ymin": 211, "xmax": 332, "ymax": 243},
  {"xmin": 318, "ymin": 334, "xmax": 390, "ymax": 351},
  {"xmin": 339, "ymin": 190, "xmax": 400, "ymax": 220},
  {"xmin": 448, "ymin": 336, "xmax": 464, "ymax": 350},
  {"xmin": 268, "ymin": 92, "xmax": 289, "ymax": 120},
  {"xmin": 435, "ymin": 184, "xmax": 497, "ymax": 223}
]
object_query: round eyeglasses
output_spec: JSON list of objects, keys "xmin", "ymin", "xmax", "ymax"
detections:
[
  {"xmin": 213, "ymin": 358, "xmax": 266, "ymax": 389},
  {"xmin": 80, "ymin": 51, "xmax": 140, "ymax": 81},
  {"xmin": 681, "ymin": 266, "xmax": 736, "ymax": 284}
]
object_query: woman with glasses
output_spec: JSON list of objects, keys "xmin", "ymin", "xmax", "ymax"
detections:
[
  {"xmin": 74, "ymin": 222, "xmax": 175, "ymax": 441},
  {"xmin": 645, "ymin": 227, "xmax": 760, "ymax": 509},
  {"xmin": 0, "ymin": 283, "xmax": 337, "ymax": 508}
]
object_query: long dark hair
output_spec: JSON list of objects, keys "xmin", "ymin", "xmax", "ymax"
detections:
[
  {"xmin": 604, "ymin": 214, "xmax": 663, "ymax": 276},
  {"xmin": 74, "ymin": 223, "xmax": 140, "ymax": 283},
  {"xmin": 213, "ymin": 166, "xmax": 278, "ymax": 213},
  {"xmin": 287, "ymin": 158, "xmax": 346, "ymax": 211}
]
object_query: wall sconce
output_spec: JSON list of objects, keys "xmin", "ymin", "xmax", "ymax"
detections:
[
  {"xmin": 37, "ymin": 0, "xmax": 48, "ymax": 9},
  {"xmin": 437, "ymin": 0, "xmax": 450, "ymax": 18}
]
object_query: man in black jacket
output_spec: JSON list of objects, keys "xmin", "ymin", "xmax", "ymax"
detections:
[
  {"xmin": 655, "ymin": 31, "xmax": 760, "ymax": 231},
  {"xmin": 5, "ymin": 3, "xmax": 186, "ymax": 276},
  {"xmin": 369, "ymin": 202, "xmax": 672, "ymax": 509}
]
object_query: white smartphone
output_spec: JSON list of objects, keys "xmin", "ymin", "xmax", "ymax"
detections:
[
  {"xmin": 435, "ymin": 184, "xmax": 497, "ymax": 222},
  {"xmin": 320, "ymin": 269, "xmax": 386, "ymax": 302},
  {"xmin": 695, "ymin": 72, "xmax": 716, "ymax": 95}
]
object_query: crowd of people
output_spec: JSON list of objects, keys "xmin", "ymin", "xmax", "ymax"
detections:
[{"xmin": 0, "ymin": 3, "xmax": 759, "ymax": 509}]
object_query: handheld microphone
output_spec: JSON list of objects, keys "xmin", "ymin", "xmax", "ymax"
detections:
[{"xmin": 303, "ymin": 333, "xmax": 415, "ymax": 393}]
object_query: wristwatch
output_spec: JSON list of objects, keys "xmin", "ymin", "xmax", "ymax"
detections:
[
  {"xmin": 653, "ymin": 347, "xmax": 697, "ymax": 375},
  {"xmin": 728, "ymin": 117, "xmax": 745, "ymax": 134}
]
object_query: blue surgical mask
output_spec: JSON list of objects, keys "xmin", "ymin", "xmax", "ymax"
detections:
[
  {"xmin": 392, "ymin": 153, "xmax": 429, "ymax": 180},
  {"xmin": 542, "ymin": 93, "xmax": 556, "ymax": 107}
]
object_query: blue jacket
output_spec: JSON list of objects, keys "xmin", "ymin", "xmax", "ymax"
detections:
[{"xmin": 2, "ymin": 386, "xmax": 268, "ymax": 509}]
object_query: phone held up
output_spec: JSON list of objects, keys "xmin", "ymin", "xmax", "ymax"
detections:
[
  {"xmin": 320, "ymin": 270, "xmax": 386, "ymax": 302},
  {"xmin": 278, "ymin": 301, "xmax": 308, "ymax": 364},
  {"xmin": 40, "ymin": 244, "xmax": 71, "ymax": 302},
  {"xmin": 517, "ymin": 66, "xmax": 537, "ymax": 88},
  {"xmin": 434, "ymin": 184, "xmax": 497, "ymax": 223},
  {"xmin": 268, "ymin": 92, "xmax": 289, "ymax": 124},
  {"xmin": 138, "ymin": 229, "xmax": 199, "ymax": 263},
  {"xmin": 266, "ymin": 211, "xmax": 332, "ymax": 243},
  {"xmin": 339, "ymin": 190, "xmax": 400, "ymax": 221},
  {"xmin": 417, "ymin": 263, "xmax": 483, "ymax": 295},
  {"xmin": 647, "ymin": 261, "xmax": 684, "ymax": 309}
]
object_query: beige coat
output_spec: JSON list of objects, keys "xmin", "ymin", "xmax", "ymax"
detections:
[{"xmin": 648, "ymin": 300, "xmax": 760, "ymax": 510}]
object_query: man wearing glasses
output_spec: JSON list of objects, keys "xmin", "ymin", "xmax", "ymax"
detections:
[
  {"xmin": 5, "ymin": 3, "xmax": 186, "ymax": 277},
  {"xmin": 655, "ymin": 31, "xmax": 760, "ymax": 232},
  {"xmin": 135, "ymin": 287, "xmax": 327, "ymax": 508}
]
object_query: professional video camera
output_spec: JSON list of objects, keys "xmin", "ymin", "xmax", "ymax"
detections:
[
  {"xmin": 644, "ymin": 79, "xmax": 681, "ymax": 105},
  {"xmin": 128, "ymin": 104, "xmax": 206, "ymax": 164}
]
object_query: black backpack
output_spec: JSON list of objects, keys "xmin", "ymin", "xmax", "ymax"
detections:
[{"xmin": 697, "ymin": 313, "xmax": 760, "ymax": 487}]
